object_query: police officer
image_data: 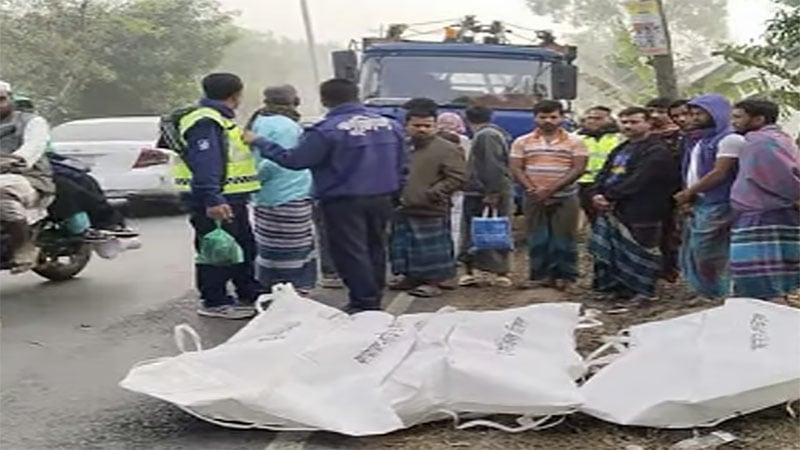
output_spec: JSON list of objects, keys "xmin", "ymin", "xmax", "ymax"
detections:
[
  {"xmin": 173, "ymin": 73, "xmax": 261, "ymax": 319},
  {"xmin": 247, "ymin": 78, "xmax": 406, "ymax": 313}
]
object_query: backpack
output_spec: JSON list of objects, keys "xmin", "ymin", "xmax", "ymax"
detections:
[{"xmin": 158, "ymin": 106, "xmax": 199, "ymax": 156}]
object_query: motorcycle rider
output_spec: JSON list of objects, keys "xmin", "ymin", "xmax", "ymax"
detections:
[{"xmin": 0, "ymin": 81, "xmax": 56, "ymax": 273}]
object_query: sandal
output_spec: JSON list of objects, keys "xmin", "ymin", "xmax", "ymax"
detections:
[
  {"xmin": 409, "ymin": 284, "xmax": 442, "ymax": 298},
  {"xmin": 388, "ymin": 277, "xmax": 421, "ymax": 291},
  {"xmin": 458, "ymin": 274, "xmax": 479, "ymax": 287},
  {"xmin": 493, "ymin": 276, "xmax": 514, "ymax": 288}
]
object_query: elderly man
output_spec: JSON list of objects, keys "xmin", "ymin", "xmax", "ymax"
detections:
[{"xmin": 0, "ymin": 82, "xmax": 55, "ymax": 273}]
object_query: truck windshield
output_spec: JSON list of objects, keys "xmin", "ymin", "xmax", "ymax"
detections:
[{"xmin": 361, "ymin": 55, "xmax": 552, "ymax": 108}]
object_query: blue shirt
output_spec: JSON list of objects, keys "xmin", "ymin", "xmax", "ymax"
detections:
[
  {"xmin": 250, "ymin": 115, "xmax": 312, "ymax": 207},
  {"xmin": 251, "ymin": 102, "xmax": 406, "ymax": 200}
]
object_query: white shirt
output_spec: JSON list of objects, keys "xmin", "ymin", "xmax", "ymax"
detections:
[
  {"xmin": 12, "ymin": 115, "xmax": 50, "ymax": 168},
  {"xmin": 686, "ymin": 134, "xmax": 745, "ymax": 187}
]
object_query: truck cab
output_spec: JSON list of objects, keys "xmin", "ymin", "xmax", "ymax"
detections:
[{"xmin": 332, "ymin": 21, "xmax": 578, "ymax": 139}]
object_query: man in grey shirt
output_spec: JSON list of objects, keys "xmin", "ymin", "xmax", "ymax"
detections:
[{"xmin": 458, "ymin": 106, "xmax": 514, "ymax": 287}]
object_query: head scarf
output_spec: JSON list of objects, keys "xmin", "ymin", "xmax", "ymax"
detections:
[{"xmin": 437, "ymin": 112, "xmax": 466, "ymax": 135}]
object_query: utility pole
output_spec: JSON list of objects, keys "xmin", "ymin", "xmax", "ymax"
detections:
[
  {"xmin": 651, "ymin": 0, "xmax": 678, "ymax": 99},
  {"xmin": 299, "ymin": 0, "xmax": 322, "ymax": 112}
]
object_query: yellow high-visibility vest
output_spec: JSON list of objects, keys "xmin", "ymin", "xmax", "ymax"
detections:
[
  {"xmin": 172, "ymin": 107, "xmax": 260, "ymax": 195},
  {"xmin": 579, "ymin": 133, "xmax": 620, "ymax": 183}
]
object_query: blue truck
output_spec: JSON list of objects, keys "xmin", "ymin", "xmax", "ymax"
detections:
[{"xmin": 331, "ymin": 18, "xmax": 578, "ymax": 139}]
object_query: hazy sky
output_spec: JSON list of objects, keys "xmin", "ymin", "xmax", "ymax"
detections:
[{"xmin": 220, "ymin": 0, "xmax": 775, "ymax": 45}]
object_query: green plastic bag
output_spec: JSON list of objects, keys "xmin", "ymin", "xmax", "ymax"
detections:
[{"xmin": 196, "ymin": 221, "xmax": 244, "ymax": 266}]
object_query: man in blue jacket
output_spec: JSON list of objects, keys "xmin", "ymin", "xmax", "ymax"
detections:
[
  {"xmin": 247, "ymin": 78, "xmax": 406, "ymax": 313},
  {"xmin": 174, "ymin": 73, "xmax": 261, "ymax": 319}
]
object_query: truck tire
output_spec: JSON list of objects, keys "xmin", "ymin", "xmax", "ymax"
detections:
[{"xmin": 32, "ymin": 244, "xmax": 92, "ymax": 282}]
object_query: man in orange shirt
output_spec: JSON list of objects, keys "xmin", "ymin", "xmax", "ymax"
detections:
[{"xmin": 511, "ymin": 100, "xmax": 588, "ymax": 290}]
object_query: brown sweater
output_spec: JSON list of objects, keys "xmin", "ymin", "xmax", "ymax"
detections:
[{"xmin": 400, "ymin": 135, "xmax": 466, "ymax": 217}]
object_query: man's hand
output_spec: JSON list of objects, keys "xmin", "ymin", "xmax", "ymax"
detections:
[
  {"xmin": 0, "ymin": 155, "xmax": 25, "ymax": 172},
  {"xmin": 206, "ymin": 203, "xmax": 234, "ymax": 221},
  {"xmin": 242, "ymin": 130, "xmax": 259, "ymax": 145},
  {"xmin": 533, "ymin": 186, "xmax": 556, "ymax": 203},
  {"xmin": 482, "ymin": 193, "xmax": 500, "ymax": 208},
  {"xmin": 674, "ymin": 189, "xmax": 694, "ymax": 206},
  {"xmin": 592, "ymin": 194, "xmax": 612, "ymax": 212}
]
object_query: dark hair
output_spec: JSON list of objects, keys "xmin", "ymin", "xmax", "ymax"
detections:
[
  {"xmin": 465, "ymin": 105, "xmax": 493, "ymax": 124},
  {"xmin": 587, "ymin": 105, "xmax": 612, "ymax": 114},
  {"xmin": 319, "ymin": 78, "xmax": 359, "ymax": 106},
  {"xmin": 403, "ymin": 97, "xmax": 438, "ymax": 122},
  {"xmin": 734, "ymin": 99, "xmax": 779, "ymax": 125},
  {"xmin": 669, "ymin": 99, "xmax": 689, "ymax": 110},
  {"xmin": 618, "ymin": 106, "xmax": 651, "ymax": 120},
  {"xmin": 403, "ymin": 97, "xmax": 438, "ymax": 111},
  {"xmin": 406, "ymin": 106, "xmax": 438, "ymax": 122},
  {"xmin": 645, "ymin": 97, "xmax": 674, "ymax": 109},
  {"xmin": 202, "ymin": 73, "xmax": 243, "ymax": 101},
  {"xmin": 533, "ymin": 100, "xmax": 563, "ymax": 115}
]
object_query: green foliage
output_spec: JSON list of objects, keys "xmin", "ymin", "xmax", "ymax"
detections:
[
  {"xmin": 716, "ymin": 2, "xmax": 800, "ymax": 110},
  {"xmin": 0, "ymin": 0, "xmax": 237, "ymax": 122},
  {"xmin": 525, "ymin": 0, "xmax": 731, "ymax": 108}
]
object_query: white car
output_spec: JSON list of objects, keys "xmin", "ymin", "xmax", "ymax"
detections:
[{"xmin": 51, "ymin": 116, "xmax": 178, "ymax": 204}]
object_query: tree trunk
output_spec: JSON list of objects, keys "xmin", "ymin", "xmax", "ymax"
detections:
[{"xmin": 653, "ymin": 0, "xmax": 679, "ymax": 99}]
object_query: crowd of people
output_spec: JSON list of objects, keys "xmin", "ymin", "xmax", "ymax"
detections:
[{"xmin": 127, "ymin": 73, "xmax": 800, "ymax": 318}]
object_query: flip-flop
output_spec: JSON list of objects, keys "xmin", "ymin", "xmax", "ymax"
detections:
[
  {"xmin": 388, "ymin": 277, "xmax": 421, "ymax": 291},
  {"xmin": 458, "ymin": 274, "xmax": 479, "ymax": 287},
  {"xmin": 409, "ymin": 284, "xmax": 442, "ymax": 298}
]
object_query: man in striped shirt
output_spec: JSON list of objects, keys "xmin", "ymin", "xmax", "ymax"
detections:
[{"xmin": 511, "ymin": 100, "xmax": 588, "ymax": 290}]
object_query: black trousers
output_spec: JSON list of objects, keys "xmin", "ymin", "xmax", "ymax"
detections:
[
  {"xmin": 49, "ymin": 175, "xmax": 124, "ymax": 229},
  {"xmin": 189, "ymin": 203, "xmax": 259, "ymax": 308},
  {"xmin": 320, "ymin": 195, "xmax": 393, "ymax": 311}
]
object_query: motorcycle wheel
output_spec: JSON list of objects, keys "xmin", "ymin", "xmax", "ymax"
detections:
[{"xmin": 32, "ymin": 243, "xmax": 92, "ymax": 281}]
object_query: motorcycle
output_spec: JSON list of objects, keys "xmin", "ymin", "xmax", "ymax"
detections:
[{"xmin": 0, "ymin": 216, "xmax": 93, "ymax": 281}]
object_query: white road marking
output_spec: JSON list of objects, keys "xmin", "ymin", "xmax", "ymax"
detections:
[{"xmin": 262, "ymin": 291, "xmax": 416, "ymax": 450}]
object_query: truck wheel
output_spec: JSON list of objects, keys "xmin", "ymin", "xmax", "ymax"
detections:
[{"xmin": 32, "ymin": 244, "xmax": 92, "ymax": 281}]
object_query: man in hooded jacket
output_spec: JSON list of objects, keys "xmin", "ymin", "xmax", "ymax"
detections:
[{"xmin": 674, "ymin": 93, "xmax": 745, "ymax": 298}]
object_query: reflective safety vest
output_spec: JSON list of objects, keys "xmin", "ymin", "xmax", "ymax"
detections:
[
  {"xmin": 579, "ymin": 133, "xmax": 620, "ymax": 184},
  {"xmin": 172, "ymin": 107, "xmax": 260, "ymax": 195}
]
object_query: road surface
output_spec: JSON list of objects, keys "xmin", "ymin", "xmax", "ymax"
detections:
[{"xmin": 1, "ymin": 215, "xmax": 344, "ymax": 449}]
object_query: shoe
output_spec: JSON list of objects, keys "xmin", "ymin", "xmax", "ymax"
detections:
[
  {"xmin": 319, "ymin": 275, "xmax": 344, "ymax": 289},
  {"xmin": 82, "ymin": 228, "xmax": 111, "ymax": 242},
  {"xmin": 197, "ymin": 304, "xmax": 256, "ymax": 319},
  {"xmin": 102, "ymin": 224, "xmax": 139, "ymax": 238}
]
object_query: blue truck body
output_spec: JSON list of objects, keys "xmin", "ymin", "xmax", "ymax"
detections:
[{"xmin": 355, "ymin": 41, "xmax": 575, "ymax": 139}]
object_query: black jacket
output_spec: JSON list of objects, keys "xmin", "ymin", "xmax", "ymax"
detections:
[{"xmin": 590, "ymin": 135, "xmax": 678, "ymax": 225}]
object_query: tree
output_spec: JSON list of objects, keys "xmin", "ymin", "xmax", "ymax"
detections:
[
  {"xmin": 525, "ymin": 0, "xmax": 729, "ymax": 106},
  {"xmin": 214, "ymin": 29, "xmax": 337, "ymax": 119},
  {"xmin": 716, "ymin": 0, "xmax": 800, "ymax": 111},
  {"xmin": 0, "ymin": 0, "xmax": 237, "ymax": 122}
]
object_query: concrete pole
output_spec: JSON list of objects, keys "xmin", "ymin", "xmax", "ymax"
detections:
[{"xmin": 299, "ymin": 0, "xmax": 322, "ymax": 112}]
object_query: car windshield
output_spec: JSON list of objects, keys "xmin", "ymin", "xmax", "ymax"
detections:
[
  {"xmin": 52, "ymin": 120, "xmax": 158, "ymax": 142},
  {"xmin": 361, "ymin": 55, "xmax": 552, "ymax": 109}
]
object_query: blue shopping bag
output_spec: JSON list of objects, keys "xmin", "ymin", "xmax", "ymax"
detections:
[{"xmin": 470, "ymin": 207, "xmax": 513, "ymax": 251}]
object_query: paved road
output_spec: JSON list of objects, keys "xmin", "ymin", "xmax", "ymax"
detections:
[
  {"xmin": 1, "ymin": 216, "xmax": 302, "ymax": 449},
  {"xmin": 0, "ymin": 215, "xmax": 425, "ymax": 449}
]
